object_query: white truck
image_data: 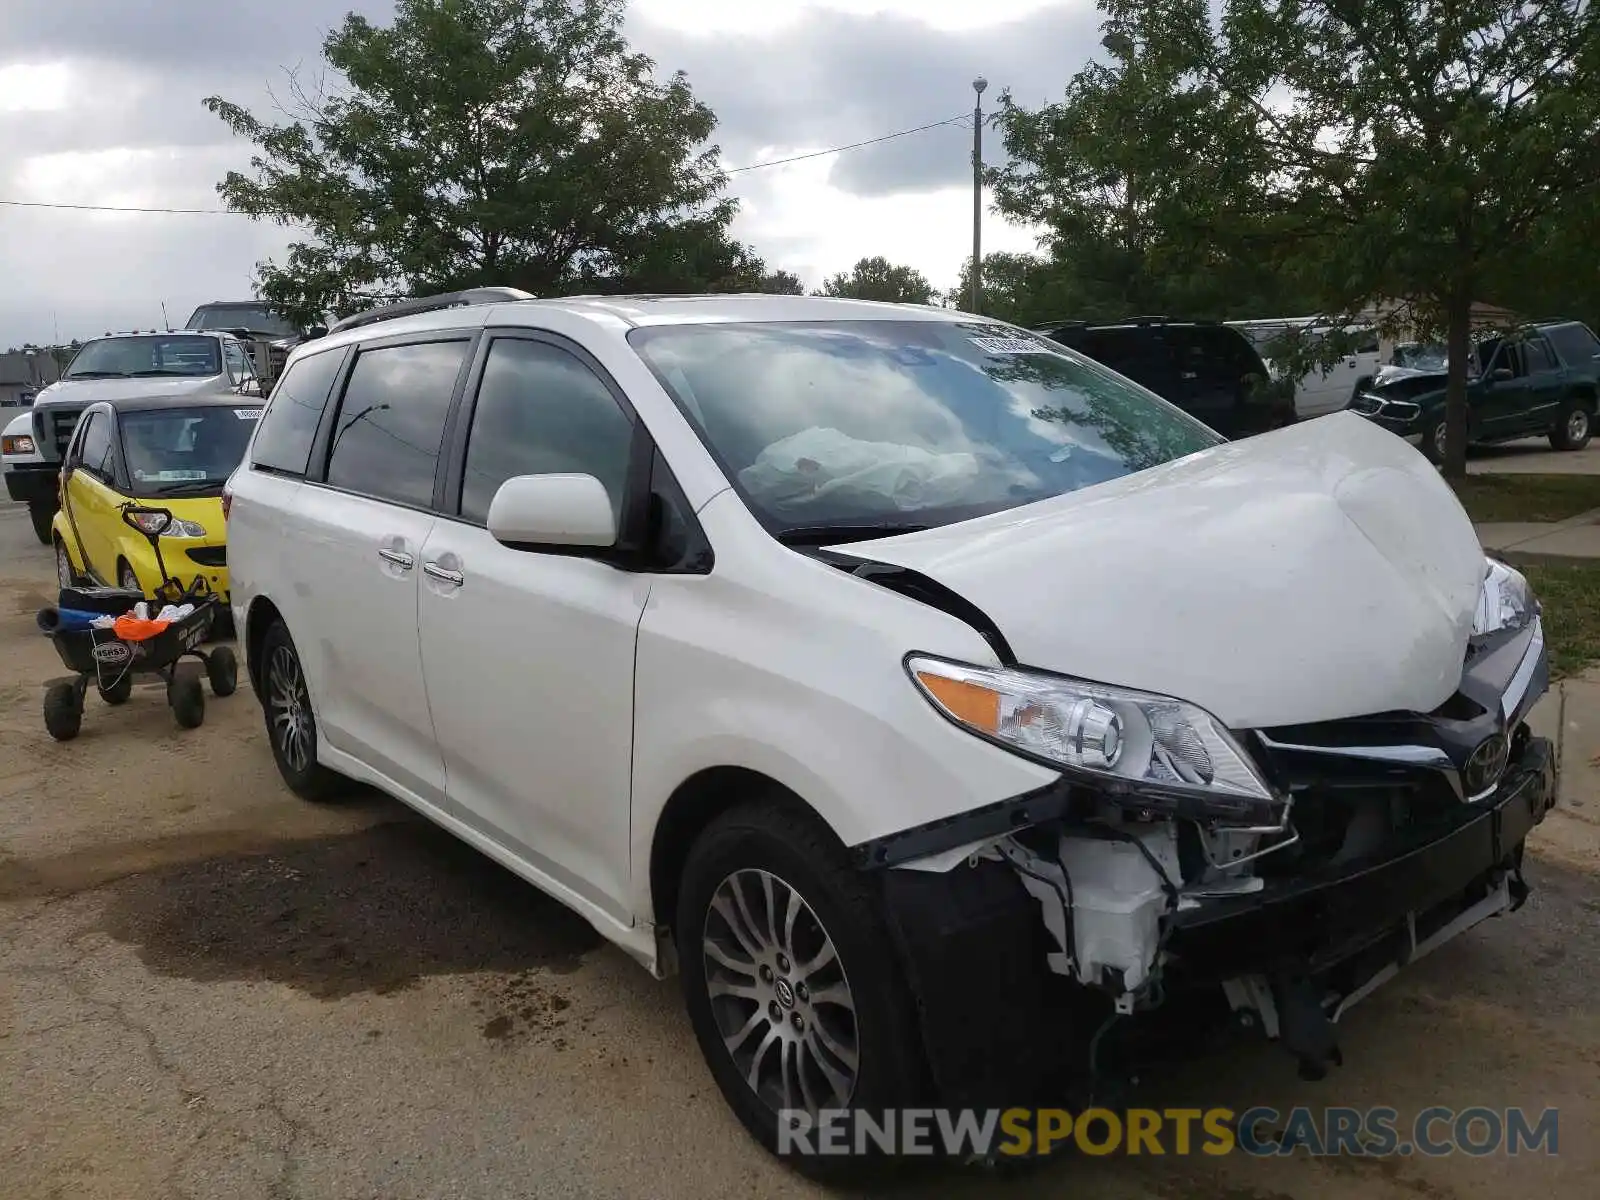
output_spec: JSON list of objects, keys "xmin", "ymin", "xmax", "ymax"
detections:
[{"xmin": 1227, "ymin": 318, "xmax": 1382, "ymax": 419}]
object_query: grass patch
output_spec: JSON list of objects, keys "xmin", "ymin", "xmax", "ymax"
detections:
[
  {"xmin": 1519, "ymin": 559, "xmax": 1600, "ymax": 679},
  {"xmin": 1449, "ymin": 474, "xmax": 1600, "ymax": 523}
]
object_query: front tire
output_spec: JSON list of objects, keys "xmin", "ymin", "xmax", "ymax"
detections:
[
  {"xmin": 676, "ymin": 800, "xmax": 928, "ymax": 1172},
  {"xmin": 1419, "ymin": 414, "xmax": 1449, "ymax": 464},
  {"xmin": 259, "ymin": 620, "xmax": 342, "ymax": 801},
  {"xmin": 97, "ymin": 674, "xmax": 133, "ymax": 706},
  {"xmin": 1549, "ymin": 402, "xmax": 1593, "ymax": 451},
  {"xmin": 118, "ymin": 561, "xmax": 143, "ymax": 597},
  {"xmin": 54, "ymin": 539, "xmax": 79, "ymax": 591},
  {"xmin": 44, "ymin": 681, "xmax": 82, "ymax": 741},
  {"xmin": 29, "ymin": 502, "xmax": 53, "ymax": 545}
]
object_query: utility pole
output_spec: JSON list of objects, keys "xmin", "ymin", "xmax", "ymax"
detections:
[{"xmin": 970, "ymin": 76, "xmax": 987, "ymax": 315}]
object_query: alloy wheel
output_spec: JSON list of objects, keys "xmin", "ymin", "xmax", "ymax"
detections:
[
  {"xmin": 1567, "ymin": 409, "xmax": 1589, "ymax": 442},
  {"xmin": 55, "ymin": 544, "xmax": 73, "ymax": 591},
  {"xmin": 701, "ymin": 868, "xmax": 859, "ymax": 1115},
  {"xmin": 1433, "ymin": 421, "xmax": 1449, "ymax": 459},
  {"xmin": 268, "ymin": 644, "xmax": 313, "ymax": 774}
]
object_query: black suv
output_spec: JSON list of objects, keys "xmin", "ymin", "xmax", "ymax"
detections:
[
  {"xmin": 1036, "ymin": 317, "xmax": 1295, "ymax": 439},
  {"xmin": 1351, "ymin": 320, "xmax": 1600, "ymax": 460}
]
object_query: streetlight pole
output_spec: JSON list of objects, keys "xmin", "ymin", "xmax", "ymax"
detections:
[{"xmin": 970, "ymin": 76, "xmax": 987, "ymax": 315}]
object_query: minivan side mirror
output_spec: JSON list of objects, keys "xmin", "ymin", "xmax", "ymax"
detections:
[
  {"xmin": 1490, "ymin": 367, "xmax": 1514, "ymax": 382},
  {"xmin": 306, "ymin": 325, "xmax": 328, "ymax": 340},
  {"xmin": 487, "ymin": 473, "xmax": 617, "ymax": 549}
]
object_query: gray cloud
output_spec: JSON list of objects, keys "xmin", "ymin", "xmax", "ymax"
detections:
[
  {"xmin": 631, "ymin": 5, "xmax": 1097, "ymax": 197},
  {"xmin": 0, "ymin": 2, "xmax": 1093, "ymax": 346}
]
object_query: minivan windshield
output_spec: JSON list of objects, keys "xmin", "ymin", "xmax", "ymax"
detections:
[
  {"xmin": 64, "ymin": 335, "xmax": 222, "ymax": 380},
  {"xmin": 630, "ymin": 321, "xmax": 1222, "ymax": 540},
  {"xmin": 119, "ymin": 405, "xmax": 261, "ymax": 496}
]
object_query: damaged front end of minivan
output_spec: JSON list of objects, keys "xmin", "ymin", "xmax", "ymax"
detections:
[{"xmin": 855, "ymin": 559, "xmax": 1557, "ymax": 1108}]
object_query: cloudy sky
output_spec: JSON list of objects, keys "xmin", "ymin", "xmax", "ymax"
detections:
[{"xmin": 0, "ymin": 0, "xmax": 1098, "ymax": 348}]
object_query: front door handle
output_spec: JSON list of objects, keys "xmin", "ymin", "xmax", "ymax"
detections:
[
  {"xmin": 422, "ymin": 561, "xmax": 464, "ymax": 587},
  {"xmin": 378, "ymin": 548, "xmax": 414, "ymax": 570}
]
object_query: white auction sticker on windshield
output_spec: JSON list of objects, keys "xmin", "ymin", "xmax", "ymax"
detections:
[
  {"xmin": 969, "ymin": 336, "xmax": 1052, "ymax": 355},
  {"xmin": 140, "ymin": 469, "xmax": 209, "ymax": 482},
  {"xmin": 234, "ymin": 408, "xmax": 262, "ymax": 419}
]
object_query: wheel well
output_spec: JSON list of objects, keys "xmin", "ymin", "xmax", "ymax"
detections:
[
  {"xmin": 648, "ymin": 766, "xmax": 813, "ymax": 937},
  {"xmin": 244, "ymin": 597, "xmax": 283, "ymax": 701}
]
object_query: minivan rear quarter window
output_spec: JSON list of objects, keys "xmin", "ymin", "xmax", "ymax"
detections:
[
  {"xmin": 252, "ymin": 349, "xmax": 345, "ymax": 476},
  {"xmin": 325, "ymin": 340, "xmax": 468, "ymax": 508}
]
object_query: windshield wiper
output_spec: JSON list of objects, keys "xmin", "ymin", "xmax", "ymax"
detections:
[
  {"xmin": 774, "ymin": 521, "xmax": 932, "ymax": 546},
  {"xmin": 129, "ymin": 369, "xmax": 200, "ymax": 377},
  {"xmin": 64, "ymin": 370, "xmax": 123, "ymax": 379},
  {"xmin": 149, "ymin": 481, "xmax": 222, "ymax": 496}
]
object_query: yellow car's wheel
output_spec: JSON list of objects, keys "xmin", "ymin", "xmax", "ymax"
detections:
[{"xmin": 54, "ymin": 539, "xmax": 79, "ymax": 590}]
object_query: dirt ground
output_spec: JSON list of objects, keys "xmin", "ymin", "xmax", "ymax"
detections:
[{"xmin": 2, "ymin": 501, "xmax": 1597, "ymax": 1200}]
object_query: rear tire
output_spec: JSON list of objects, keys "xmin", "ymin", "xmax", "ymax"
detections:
[
  {"xmin": 44, "ymin": 682, "xmax": 82, "ymax": 741},
  {"xmin": 97, "ymin": 674, "xmax": 133, "ymax": 706},
  {"xmin": 676, "ymin": 799, "xmax": 928, "ymax": 1175},
  {"xmin": 205, "ymin": 645, "xmax": 238, "ymax": 697},
  {"xmin": 1549, "ymin": 402, "xmax": 1593, "ymax": 451},
  {"xmin": 259, "ymin": 620, "xmax": 343, "ymax": 801},
  {"xmin": 168, "ymin": 673, "xmax": 205, "ymax": 729},
  {"xmin": 29, "ymin": 502, "xmax": 53, "ymax": 545}
]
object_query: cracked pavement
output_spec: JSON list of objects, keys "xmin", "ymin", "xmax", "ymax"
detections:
[{"xmin": 2, "ymin": 505, "xmax": 1597, "ymax": 1199}]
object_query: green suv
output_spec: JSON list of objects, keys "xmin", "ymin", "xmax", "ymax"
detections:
[{"xmin": 1350, "ymin": 320, "xmax": 1600, "ymax": 461}]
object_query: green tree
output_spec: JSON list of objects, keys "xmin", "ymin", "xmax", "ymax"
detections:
[
  {"xmin": 817, "ymin": 256, "xmax": 937, "ymax": 304},
  {"xmin": 1036, "ymin": 0, "xmax": 1600, "ymax": 476},
  {"xmin": 756, "ymin": 269, "xmax": 806, "ymax": 295},
  {"xmin": 204, "ymin": 0, "xmax": 761, "ymax": 323}
]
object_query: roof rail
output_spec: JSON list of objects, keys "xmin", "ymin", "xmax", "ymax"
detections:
[
  {"xmin": 328, "ymin": 287, "xmax": 536, "ymax": 335},
  {"xmin": 1032, "ymin": 318, "xmax": 1088, "ymax": 331}
]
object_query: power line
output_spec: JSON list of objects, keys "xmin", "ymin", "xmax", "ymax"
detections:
[
  {"xmin": 0, "ymin": 113, "xmax": 973, "ymax": 215},
  {"xmin": 725, "ymin": 114, "xmax": 968, "ymax": 173}
]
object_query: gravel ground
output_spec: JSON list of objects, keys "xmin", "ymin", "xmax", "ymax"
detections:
[{"xmin": 2, "ymin": 503, "xmax": 1596, "ymax": 1199}]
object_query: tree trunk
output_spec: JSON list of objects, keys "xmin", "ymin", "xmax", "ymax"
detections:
[{"xmin": 1441, "ymin": 283, "xmax": 1473, "ymax": 480}]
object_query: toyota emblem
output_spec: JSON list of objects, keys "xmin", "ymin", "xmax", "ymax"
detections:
[{"xmin": 1463, "ymin": 733, "xmax": 1510, "ymax": 800}]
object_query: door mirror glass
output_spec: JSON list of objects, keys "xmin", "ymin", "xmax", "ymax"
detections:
[
  {"xmin": 487, "ymin": 473, "xmax": 617, "ymax": 549},
  {"xmin": 1491, "ymin": 367, "xmax": 1514, "ymax": 382},
  {"xmin": 306, "ymin": 325, "xmax": 329, "ymax": 340}
]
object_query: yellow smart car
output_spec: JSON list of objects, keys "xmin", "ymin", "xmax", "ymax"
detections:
[{"xmin": 52, "ymin": 394, "xmax": 262, "ymax": 617}]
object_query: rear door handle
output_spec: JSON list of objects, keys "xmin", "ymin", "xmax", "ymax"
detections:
[
  {"xmin": 423, "ymin": 561, "xmax": 464, "ymax": 586},
  {"xmin": 378, "ymin": 548, "xmax": 414, "ymax": 570}
]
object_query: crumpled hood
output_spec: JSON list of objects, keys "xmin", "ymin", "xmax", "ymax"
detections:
[
  {"xmin": 35, "ymin": 375, "xmax": 224, "ymax": 406},
  {"xmin": 841, "ymin": 412, "xmax": 1486, "ymax": 729}
]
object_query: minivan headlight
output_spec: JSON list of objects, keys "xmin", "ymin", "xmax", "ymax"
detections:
[
  {"xmin": 907, "ymin": 655, "xmax": 1279, "ymax": 823},
  {"xmin": 1473, "ymin": 558, "xmax": 1535, "ymax": 637}
]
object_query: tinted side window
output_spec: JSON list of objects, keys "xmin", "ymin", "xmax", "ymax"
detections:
[
  {"xmin": 459, "ymin": 339, "xmax": 634, "ymax": 526},
  {"xmin": 1524, "ymin": 337, "xmax": 1558, "ymax": 374},
  {"xmin": 79, "ymin": 413, "xmax": 113, "ymax": 478},
  {"xmin": 1545, "ymin": 324, "xmax": 1600, "ymax": 369},
  {"xmin": 327, "ymin": 340, "xmax": 468, "ymax": 509},
  {"xmin": 252, "ymin": 349, "xmax": 345, "ymax": 476}
]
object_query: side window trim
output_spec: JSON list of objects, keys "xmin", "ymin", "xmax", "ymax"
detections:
[
  {"xmin": 303, "ymin": 332, "xmax": 480, "ymax": 514},
  {"xmin": 439, "ymin": 327, "xmax": 661, "ymax": 568},
  {"xmin": 440, "ymin": 327, "xmax": 642, "ymax": 521}
]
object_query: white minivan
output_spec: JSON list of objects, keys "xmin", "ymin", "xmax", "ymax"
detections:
[{"xmin": 226, "ymin": 290, "xmax": 1556, "ymax": 1166}]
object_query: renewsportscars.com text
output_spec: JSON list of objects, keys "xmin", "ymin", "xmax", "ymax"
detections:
[{"xmin": 777, "ymin": 1106, "xmax": 1560, "ymax": 1158}]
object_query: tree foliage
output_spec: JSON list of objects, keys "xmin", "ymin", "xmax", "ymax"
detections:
[
  {"xmin": 756, "ymin": 269, "xmax": 806, "ymax": 295},
  {"xmin": 205, "ymin": 0, "xmax": 764, "ymax": 323},
  {"xmin": 817, "ymin": 256, "xmax": 937, "ymax": 305},
  {"xmin": 998, "ymin": 0, "xmax": 1600, "ymax": 475}
]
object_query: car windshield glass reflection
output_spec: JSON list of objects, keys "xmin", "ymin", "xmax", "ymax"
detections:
[
  {"xmin": 120, "ymin": 406, "xmax": 259, "ymax": 494},
  {"xmin": 630, "ymin": 320, "xmax": 1221, "ymax": 539}
]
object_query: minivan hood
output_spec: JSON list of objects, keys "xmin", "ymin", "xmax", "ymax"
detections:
[
  {"xmin": 839, "ymin": 412, "xmax": 1486, "ymax": 729},
  {"xmin": 36, "ymin": 375, "xmax": 223, "ymax": 405}
]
